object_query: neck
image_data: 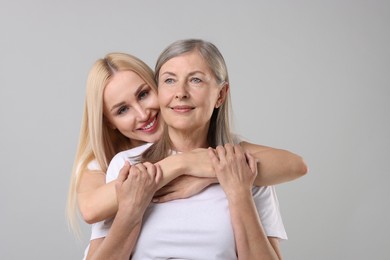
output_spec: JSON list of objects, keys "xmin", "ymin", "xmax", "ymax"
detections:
[{"xmin": 168, "ymin": 126, "xmax": 209, "ymax": 152}]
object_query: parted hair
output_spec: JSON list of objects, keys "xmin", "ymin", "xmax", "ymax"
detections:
[{"xmin": 142, "ymin": 39, "xmax": 234, "ymax": 163}]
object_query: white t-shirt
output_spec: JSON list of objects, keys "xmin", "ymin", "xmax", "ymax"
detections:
[
  {"xmin": 88, "ymin": 143, "xmax": 287, "ymax": 259},
  {"xmin": 88, "ymin": 143, "xmax": 153, "ymax": 240}
]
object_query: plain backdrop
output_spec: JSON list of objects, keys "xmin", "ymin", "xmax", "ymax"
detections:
[{"xmin": 1, "ymin": 1, "xmax": 389, "ymax": 259}]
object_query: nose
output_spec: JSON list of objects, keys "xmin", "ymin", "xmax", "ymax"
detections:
[
  {"xmin": 134, "ymin": 104, "xmax": 148, "ymax": 121},
  {"xmin": 175, "ymin": 82, "xmax": 189, "ymax": 99}
]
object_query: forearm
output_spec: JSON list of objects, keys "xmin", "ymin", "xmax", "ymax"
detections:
[
  {"xmin": 155, "ymin": 153, "xmax": 186, "ymax": 189},
  {"xmin": 228, "ymin": 194, "xmax": 279, "ymax": 260},
  {"xmin": 156, "ymin": 150, "xmax": 215, "ymax": 188},
  {"xmin": 78, "ymin": 181, "xmax": 118, "ymax": 223},
  {"xmin": 240, "ymin": 141, "xmax": 308, "ymax": 186},
  {"xmin": 87, "ymin": 212, "xmax": 141, "ymax": 260}
]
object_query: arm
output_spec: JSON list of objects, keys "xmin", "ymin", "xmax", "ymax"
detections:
[
  {"xmin": 154, "ymin": 143, "xmax": 308, "ymax": 202},
  {"xmin": 209, "ymin": 144, "xmax": 281, "ymax": 259},
  {"xmin": 77, "ymin": 152, "xmax": 198, "ymax": 223},
  {"xmin": 87, "ymin": 162, "xmax": 161, "ymax": 259},
  {"xmin": 77, "ymin": 170, "xmax": 117, "ymax": 224},
  {"xmin": 78, "ymin": 142, "xmax": 307, "ymax": 223},
  {"xmin": 227, "ymin": 192, "xmax": 281, "ymax": 259},
  {"xmin": 240, "ymin": 141, "xmax": 308, "ymax": 186}
]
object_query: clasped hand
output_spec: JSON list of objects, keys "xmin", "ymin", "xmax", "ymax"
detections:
[
  {"xmin": 208, "ymin": 143, "xmax": 257, "ymax": 199},
  {"xmin": 115, "ymin": 161, "xmax": 162, "ymax": 222}
]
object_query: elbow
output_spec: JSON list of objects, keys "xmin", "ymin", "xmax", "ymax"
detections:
[
  {"xmin": 79, "ymin": 204, "xmax": 98, "ymax": 224},
  {"xmin": 295, "ymin": 156, "xmax": 309, "ymax": 178}
]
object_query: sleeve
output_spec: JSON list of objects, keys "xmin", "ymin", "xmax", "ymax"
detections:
[
  {"xmin": 89, "ymin": 218, "xmax": 114, "ymax": 240},
  {"xmin": 84, "ymin": 218, "xmax": 114, "ymax": 258},
  {"xmin": 105, "ymin": 143, "xmax": 153, "ymax": 183},
  {"xmin": 252, "ymin": 186, "xmax": 288, "ymax": 240},
  {"xmin": 105, "ymin": 154, "xmax": 127, "ymax": 183},
  {"xmin": 86, "ymin": 159, "xmax": 101, "ymax": 171}
]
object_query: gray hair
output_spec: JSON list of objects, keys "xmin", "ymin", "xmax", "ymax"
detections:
[
  {"xmin": 143, "ymin": 39, "xmax": 234, "ymax": 163},
  {"xmin": 155, "ymin": 39, "xmax": 229, "ymax": 86}
]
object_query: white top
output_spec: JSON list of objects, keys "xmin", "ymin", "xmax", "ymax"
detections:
[{"xmin": 87, "ymin": 143, "xmax": 287, "ymax": 259}]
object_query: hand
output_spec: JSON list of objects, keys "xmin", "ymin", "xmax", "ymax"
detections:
[
  {"xmin": 208, "ymin": 144, "xmax": 257, "ymax": 199},
  {"xmin": 153, "ymin": 175, "xmax": 216, "ymax": 203},
  {"xmin": 115, "ymin": 161, "xmax": 162, "ymax": 222}
]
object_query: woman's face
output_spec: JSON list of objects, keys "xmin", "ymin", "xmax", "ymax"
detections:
[
  {"xmin": 103, "ymin": 70, "xmax": 162, "ymax": 146},
  {"xmin": 158, "ymin": 51, "xmax": 224, "ymax": 135}
]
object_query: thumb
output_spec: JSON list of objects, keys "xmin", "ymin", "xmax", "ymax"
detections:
[{"xmin": 245, "ymin": 152, "xmax": 257, "ymax": 175}]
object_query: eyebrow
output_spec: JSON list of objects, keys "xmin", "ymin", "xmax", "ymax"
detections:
[
  {"xmin": 110, "ymin": 83, "xmax": 146, "ymax": 112},
  {"xmin": 160, "ymin": 70, "xmax": 206, "ymax": 77}
]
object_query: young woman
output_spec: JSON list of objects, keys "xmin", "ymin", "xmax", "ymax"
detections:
[
  {"xmin": 86, "ymin": 39, "xmax": 307, "ymax": 259},
  {"xmin": 68, "ymin": 52, "xmax": 218, "ymax": 231}
]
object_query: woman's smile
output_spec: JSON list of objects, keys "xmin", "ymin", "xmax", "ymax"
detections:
[
  {"xmin": 170, "ymin": 105, "xmax": 195, "ymax": 113},
  {"xmin": 137, "ymin": 113, "xmax": 159, "ymax": 132}
]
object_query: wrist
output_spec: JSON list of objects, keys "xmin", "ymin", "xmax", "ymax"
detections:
[
  {"xmin": 177, "ymin": 153, "xmax": 188, "ymax": 177},
  {"xmin": 115, "ymin": 206, "xmax": 141, "ymax": 229},
  {"xmin": 226, "ymin": 189, "xmax": 253, "ymax": 205}
]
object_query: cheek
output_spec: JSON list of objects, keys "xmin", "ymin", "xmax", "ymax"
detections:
[
  {"xmin": 158, "ymin": 91, "xmax": 169, "ymax": 106},
  {"xmin": 149, "ymin": 91, "xmax": 160, "ymax": 107},
  {"xmin": 115, "ymin": 116, "xmax": 136, "ymax": 133},
  {"xmin": 203, "ymin": 90, "xmax": 220, "ymax": 109}
]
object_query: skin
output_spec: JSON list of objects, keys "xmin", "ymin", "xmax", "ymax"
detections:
[
  {"xmin": 87, "ymin": 50, "xmax": 292, "ymax": 259},
  {"xmin": 103, "ymin": 70, "xmax": 163, "ymax": 145},
  {"xmin": 78, "ymin": 66, "xmax": 306, "ymax": 223},
  {"xmin": 158, "ymin": 51, "xmax": 228, "ymax": 151},
  {"xmin": 87, "ymin": 161, "xmax": 161, "ymax": 260},
  {"xmin": 209, "ymin": 144, "xmax": 281, "ymax": 259},
  {"xmin": 78, "ymin": 70, "xmax": 307, "ymax": 223}
]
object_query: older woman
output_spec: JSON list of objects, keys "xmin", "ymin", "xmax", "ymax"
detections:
[{"xmin": 86, "ymin": 39, "xmax": 307, "ymax": 259}]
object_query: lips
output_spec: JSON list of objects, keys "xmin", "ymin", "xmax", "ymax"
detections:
[
  {"xmin": 138, "ymin": 113, "xmax": 159, "ymax": 133},
  {"xmin": 170, "ymin": 105, "xmax": 195, "ymax": 113}
]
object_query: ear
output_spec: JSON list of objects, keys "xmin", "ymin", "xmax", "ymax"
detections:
[{"xmin": 215, "ymin": 83, "xmax": 229, "ymax": 108}]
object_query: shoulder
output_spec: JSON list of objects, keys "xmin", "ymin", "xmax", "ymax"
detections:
[
  {"xmin": 112, "ymin": 143, "xmax": 153, "ymax": 163},
  {"xmin": 106, "ymin": 143, "xmax": 153, "ymax": 182}
]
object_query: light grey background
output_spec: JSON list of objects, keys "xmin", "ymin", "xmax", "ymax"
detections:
[{"xmin": 1, "ymin": 0, "xmax": 389, "ymax": 259}]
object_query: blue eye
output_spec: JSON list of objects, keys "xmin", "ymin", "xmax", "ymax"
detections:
[
  {"xmin": 139, "ymin": 90, "xmax": 149, "ymax": 100},
  {"xmin": 165, "ymin": 78, "xmax": 175, "ymax": 84},
  {"xmin": 190, "ymin": 77, "xmax": 201, "ymax": 84},
  {"xmin": 117, "ymin": 106, "xmax": 129, "ymax": 115}
]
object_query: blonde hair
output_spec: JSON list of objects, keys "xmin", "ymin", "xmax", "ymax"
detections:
[
  {"xmin": 67, "ymin": 53, "xmax": 156, "ymax": 236},
  {"xmin": 143, "ymin": 39, "xmax": 234, "ymax": 163}
]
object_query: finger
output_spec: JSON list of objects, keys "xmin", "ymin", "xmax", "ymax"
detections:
[
  {"xmin": 134, "ymin": 162, "xmax": 147, "ymax": 172},
  {"xmin": 215, "ymin": 145, "xmax": 227, "ymax": 162},
  {"xmin": 224, "ymin": 143, "xmax": 234, "ymax": 154},
  {"xmin": 245, "ymin": 152, "xmax": 257, "ymax": 174},
  {"xmin": 117, "ymin": 161, "xmax": 131, "ymax": 183},
  {"xmin": 233, "ymin": 144, "xmax": 244, "ymax": 156},
  {"xmin": 129, "ymin": 164, "xmax": 141, "ymax": 176},
  {"xmin": 233, "ymin": 144, "xmax": 246, "ymax": 162},
  {"xmin": 154, "ymin": 188, "xmax": 170, "ymax": 197},
  {"xmin": 208, "ymin": 147, "xmax": 220, "ymax": 166},
  {"xmin": 143, "ymin": 162, "xmax": 157, "ymax": 178},
  {"xmin": 153, "ymin": 192, "xmax": 180, "ymax": 203},
  {"xmin": 155, "ymin": 164, "xmax": 163, "ymax": 185}
]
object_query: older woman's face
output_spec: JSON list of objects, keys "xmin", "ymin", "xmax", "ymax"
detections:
[
  {"xmin": 158, "ymin": 51, "xmax": 224, "ymax": 135},
  {"xmin": 103, "ymin": 70, "xmax": 163, "ymax": 146}
]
